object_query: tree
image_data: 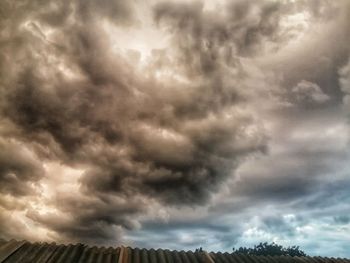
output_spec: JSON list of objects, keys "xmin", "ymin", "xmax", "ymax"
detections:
[{"xmin": 232, "ymin": 242, "xmax": 307, "ymax": 256}]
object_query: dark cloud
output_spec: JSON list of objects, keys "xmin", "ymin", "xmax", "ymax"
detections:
[
  {"xmin": 0, "ymin": 0, "xmax": 268, "ymax": 243},
  {"xmin": 0, "ymin": 139, "xmax": 44, "ymax": 196},
  {"xmin": 154, "ymin": 0, "xmax": 291, "ymax": 59},
  {"xmin": 0, "ymin": 0, "xmax": 135, "ymax": 29},
  {"xmin": 333, "ymin": 216, "xmax": 350, "ymax": 225},
  {"xmin": 75, "ymin": 0, "xmax": 137, "ymax": 26},
  {"xmin": 340, "ymin": 58, "xmax": 350, "ymax": 111}
]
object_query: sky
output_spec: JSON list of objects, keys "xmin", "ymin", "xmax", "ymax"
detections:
[{"xmin": 0, "ymin": 0, "xmax": 350, "ymax": 258}]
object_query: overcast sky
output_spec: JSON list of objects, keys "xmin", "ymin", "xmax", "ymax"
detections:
[{"xmin": 1, "ymin": 0, "xmax": 350, "ymax": 258}]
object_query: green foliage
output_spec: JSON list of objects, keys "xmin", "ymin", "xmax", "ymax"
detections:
[{"xmin": 232, "ymin": 242, "xmax": 307, "ymax": 256}]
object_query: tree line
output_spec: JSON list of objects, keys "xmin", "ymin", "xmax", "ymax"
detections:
[{"xmin": 196, "ymin": 242, "xmax": 307, "ymax": 256}]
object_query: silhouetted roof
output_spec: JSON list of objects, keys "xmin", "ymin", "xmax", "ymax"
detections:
[{"xmin": 0, "ymin": 239, "xmax": 349, "ymax": 263}]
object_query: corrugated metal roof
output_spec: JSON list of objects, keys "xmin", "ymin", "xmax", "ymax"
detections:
[{"xmin": 0, "ymin": 239, "xmax": 349, "ymax": 263}]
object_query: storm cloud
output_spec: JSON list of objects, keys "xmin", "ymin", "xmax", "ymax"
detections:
[
  {"xmin": 1, "ymin": 0, "xmax": 350, "ymax": 257},
  {"xmin": 0, "ymin": 0, "xmax": 268, "ymax": 243}
]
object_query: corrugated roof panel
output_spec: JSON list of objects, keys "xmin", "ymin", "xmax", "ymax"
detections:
[
  {"xmin": 256, "ymin": 255, "xmax": 272, "ymax": 263},
  {"xmin": 195, "ymin": 251, "xmax": 208, "ymax": 263},
  {"xmin": 219, "ymin": 252, "xmax": 233, "ymax": 263},
  {"xmin": 308, "ymin": 257, "xmax": 323, "ymax": 263},
  {"xmin": 330, "ymin": 258, "xmax": 344, "ymax": 263},
  {"xmin": 312, "ymin": 257, "xmax": 333, "ymax": 263},
  {"xmin": 288, "ymin": 257, "xmax": 302, "ymax": 263},
  {"xmin": 230, "ymin": 254, "xmax": 244, "ymax": 263},
  {"xmin": 273, "ymin": 255, "xmax": 288, "ymax": 263},
  {"xmin": 156, "ymin": 248, "xmax": 167, "ymax": 263},
  {"xmin": 173, "ymin": 249, "xmax": 184, "ymax": 263},
  {"xmin": 46, "ymin": 244, "xmax": 67, "ymax": 262},
  {"xmin": 307, "ymin": 256, "xmax": 322, "ymax": 263},
  {"xmin": 0, "ymin": 243, "xmax": 26, "ymax": 263},
  {"xmin": 298, "ymin": 257, "xmax": 313, "ymax": 263},
  {"xmin": 294, "ymin": 256, "xmax": 308, "ymax": 263},
  {"xmin": 149, "ymin": 248, "xmax": 158, "ymax": 263},
  {"xmin": 214, "ymin": 252, "xmax": 227, "ymax": 263},
  {"xmin": 30, "ymin": 243, "xmax": 53, "ymax": 262},
  {"xmin": 180, "ymin": 250, "xmax": 192, "ymax": 263},
  {"xmin": 164, "ymin": 249, "xmax": 175, "ymax": 263},
  {"xmin": 1, "ymin": 240, "xmax": 350, "ymax": 263},
  {"xmin": 2, "ymin": 241, "xmax": 31, "ymax": 263},
  {"xmin": 222, "ymin": 253, "xmax": 239, "ymax": 263},
  {"xmin": 77, "ymin": 245, "xmax": 92, "ymax": 263},
  {"xmin": 113, "ymin": 248, "xmax": 121, "ymax": 263},
  {"xmin": 262, "ymin": 255, "xmax": 277, "ymax": 263},
  {"xmin": 334, "ymin": 258, "xmax": 350, "ymax": 263},
  {"xmin": 236, "ymin": 254, "xmax": 252, "ymax": 263},
  {"xmin": 141, "ymin": 248, "xmax": 150, "ymax": 263},
  {"xmin": 98, "ymin": 247, "xmax": 111, "ymax": 263},
  {"xmin": 257, "ymin": 255, "xmax": 272, "ymax": 263},
  {"xmin": 270, "ymin": 255, "xmax": 283, "ymax": 263},
  {"xmin": 292, "ymin": 256, "xmax": 301, "ymax": 262},
  {"xmin": 64, "ymin": 243, "xmax": 86, "ymax": 262},
  {"xmin": 298, "ymin": 257, "xmax": 312, "ymax": 263},
  {"xmin": 264, "ymin": 256, "xmax": 278, "ymax": 263},
  {"xmin": 103, "ymin": 248, "xmax": 114, "ymax": 263},
  {"xmin": 95, "ymin": 247, "xmax": 107, "ymax": 263},
  {"xmin": 109, "ymin": 247, "xmax": 119, "ymax": 262},
  {"xmin": 306, "ymin": 256, "xmax": 318, "ymax": 263},
  {"xmin": 133, "ymin": 247, "xmax": 141, "ymax": 263},
  {"xmin": 21, "ymin": 242, "xmax": 45, "ymax": 263},
  {"xmin": 213, "ymin": 253, "xmax": 221, "ymax": 263},
  {"xmin": 293, "ymin": 256, "xmax": 303, "ymax": 262},
  {"xmin": 89, "ymin": 246, "xmax": 102, "ymax": 263},
  {"xmin": 187, "ymin": 250, "xmax": 200, "ymax": 263},
  {"xmin": 55, "ymin": 243, "xmax": 75, "ymax": 262},
  {"xmin": 331, "ymin": 258, "xmax": 341, "ymax": 263},
  {"xmin": 0, "ymin": 240, "xmax": 26, "ymax": 262},
  {"xmin": 22, "ymin": 242, "xmax": 46, "ymax": 263},
  {"xmin": 124, "ymin": 247, "xmax": 132, "ymax": 263},
  {"xmin": 249, "ymin": 255, "xmax": 264, "ymax": 263},
  {"xmin": 79, "ymin": 246, "xmax": 96, "ymax": 263},
  {"xmin": 35, "ymin": 243, "xmax": 59, "ymax": 263},
  {"xmin": 0, "ymin": 241, "xmax": 6, "ymax": 248}
]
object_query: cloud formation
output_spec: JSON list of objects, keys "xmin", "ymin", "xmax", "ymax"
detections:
[
  {"xmin": 292, "ymin": 80, "xmax": 330, "ymax": 105},
  {"xmin": 1, "ymin": 0, "xmax": 350, "ymax": 257},
  {"xmin": 0, "ymin": 0, "xmax": 269, "ymax": 243}
]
